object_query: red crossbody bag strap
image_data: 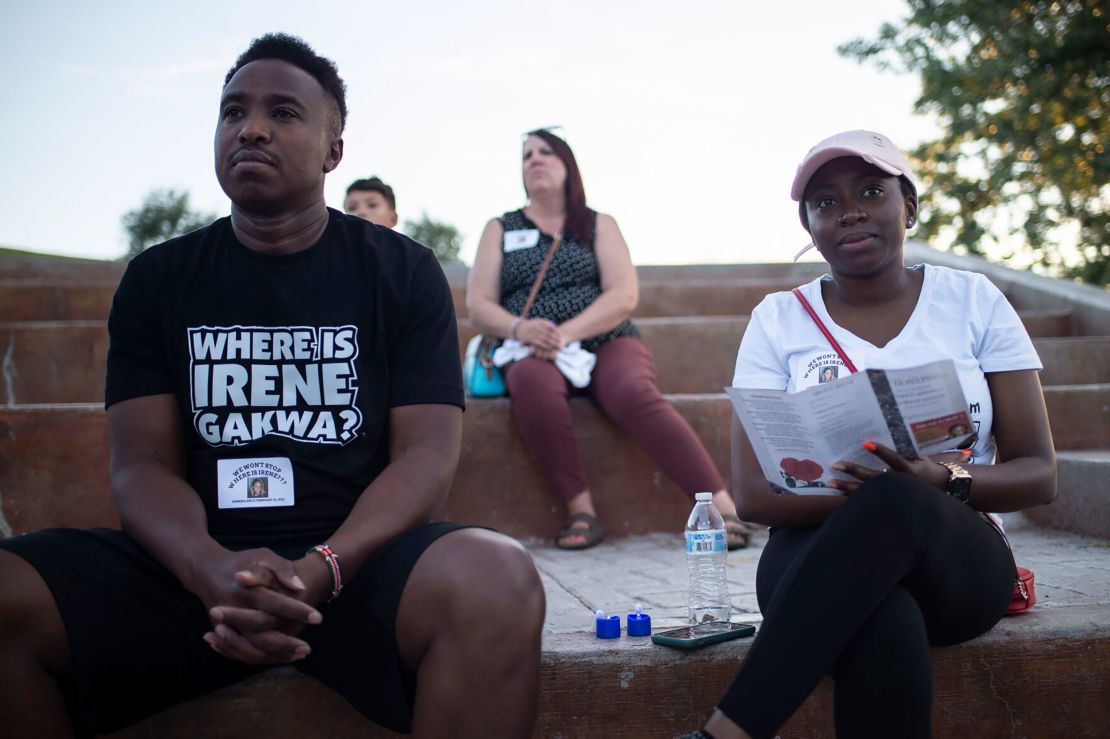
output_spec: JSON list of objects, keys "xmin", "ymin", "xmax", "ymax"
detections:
[{"xmin": 792, "ymin": 288, "xmax": 858, "ymax": 374}]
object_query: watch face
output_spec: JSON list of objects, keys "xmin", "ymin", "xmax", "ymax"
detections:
[
  {"xmin": 948, "ymin": 477, "xmax": 972, "ymax": 502},
  {"xmin": 942, "ymin": 462, "xmax": 972, "ymax": 502}
]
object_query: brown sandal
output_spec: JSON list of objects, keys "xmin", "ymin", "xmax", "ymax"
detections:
[
  {"xmin": 556, "ymin": 512, "xmax": 604, "ymax": 550},
  {"xmin": 722, "ymin": 514, "xmax": 755, "ymax": 551}
]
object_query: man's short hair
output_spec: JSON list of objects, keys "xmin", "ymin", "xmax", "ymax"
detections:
[
  {"xmin": 223, "ymin": 32, "xmax": 348, "ymax": 137},
  {"xmin": 346, "ymin": 177, "xmax": 396, "ymax": 211}
]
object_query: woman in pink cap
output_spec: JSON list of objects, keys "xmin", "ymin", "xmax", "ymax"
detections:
[{"xmin": 685, "ymin": 131, "xmax": 1056, "ymax": 738}]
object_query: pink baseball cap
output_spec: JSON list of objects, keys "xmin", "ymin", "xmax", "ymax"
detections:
[{"xmin": 790, "ymin": 130, "xmax": 917, "ymax": 201}]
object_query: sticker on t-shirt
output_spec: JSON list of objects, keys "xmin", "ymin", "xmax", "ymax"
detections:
[
  {"xmin": 503, "ymin": 229, "xmax": 540, "ymax": 252},
  {"xmin": 189, "ymin": 325, "xmax": 362, "ymax": 447},
  {"xmin": 797, "ymin": 352, "xmax": 851, "ymax": 391},
  {"xmin": 217, "ymin": 457, "xmax": 294, "ymax": 509}
]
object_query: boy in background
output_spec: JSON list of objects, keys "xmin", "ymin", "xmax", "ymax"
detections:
[{"xmin": 344, "ymin": 176, "xmax": 398, "ymax": 228}]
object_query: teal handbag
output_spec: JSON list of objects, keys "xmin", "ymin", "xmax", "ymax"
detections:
[
  {"xmin": 463, "ymin": 231, "xmax": 562, "ymax": 399},
  {"xmin": 464, "ymin": 335, "xmax": 506, "ymax": 397}
]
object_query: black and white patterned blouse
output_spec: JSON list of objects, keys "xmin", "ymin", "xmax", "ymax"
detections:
[{"xmin": 497, "ymin": 209, "xmax": 639, "ymax": 353}]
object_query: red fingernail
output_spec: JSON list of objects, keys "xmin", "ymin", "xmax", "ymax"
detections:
[
  {"xmin": 862, "ymin": 441, "xmax": 877, "ymax": 452},
  {"xmin": 962, "ymin": 449, "xmax": 972, "ymax": 456}
]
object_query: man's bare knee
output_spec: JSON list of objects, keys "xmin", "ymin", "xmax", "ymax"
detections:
[
  {"xmin": 397, "ymin": 530, "xmax": 544, "ymax": 666},
  {"xmin": 438, "ymin": 530, "xmax": 542, "ymax": 619}
]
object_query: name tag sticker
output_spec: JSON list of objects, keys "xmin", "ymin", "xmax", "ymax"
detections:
[
  {"xmin": 217, "ymin": 457, "xmax": 295, "ymax": 509},
  {"xmin": 503, "ymin": 229, "xmax": 540, "ymax": 252}
]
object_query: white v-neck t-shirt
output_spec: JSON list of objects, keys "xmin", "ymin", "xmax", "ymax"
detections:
[{"xmin": 732, "ymin": 264, "xmax": 1042, "ymax": 468}]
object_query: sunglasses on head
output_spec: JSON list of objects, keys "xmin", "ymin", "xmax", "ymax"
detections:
[{"xmin": 522, "ymin": 125, "xmax": 567, "ymax": 145}]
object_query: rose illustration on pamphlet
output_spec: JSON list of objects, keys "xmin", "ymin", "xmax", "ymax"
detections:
[{"xmin": 779, "ymin": 457, "xmax": 825, "ymax": 488}]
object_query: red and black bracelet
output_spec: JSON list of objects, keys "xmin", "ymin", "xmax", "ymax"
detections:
[{"xmin": 310, "ymin": 543, "xmax": 344, "ymax": 602}]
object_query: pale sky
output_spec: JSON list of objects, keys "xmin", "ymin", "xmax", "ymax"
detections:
[{"xmin": 0, "ymin": 0, "xmax": 939, "ymax": 265}]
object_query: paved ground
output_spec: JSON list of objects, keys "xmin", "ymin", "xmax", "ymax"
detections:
[{"xmin": 527, "ymin": 513, "xmax": 1110, "ymax": 650}]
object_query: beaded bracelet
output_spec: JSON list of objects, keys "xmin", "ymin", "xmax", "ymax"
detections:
[
  {"xmin": 508, "ymin": 317, "xmax": 522, "ymax": 340},
  {"xmin": 310, "ymin": 543, "xmax": 343, "ymax": 602}
]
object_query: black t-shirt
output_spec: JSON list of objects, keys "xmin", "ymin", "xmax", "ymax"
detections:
[{"xmin": 106, "ymin": 209, "xmax": 463, "ymax": 551}]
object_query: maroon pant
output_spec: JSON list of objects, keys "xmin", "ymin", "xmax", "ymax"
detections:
[{"xmin": 502, "ymin": 337, "xmax": 724, "ymax": 503}]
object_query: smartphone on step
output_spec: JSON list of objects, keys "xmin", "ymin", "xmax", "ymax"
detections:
[{"xmin": 650, "ymin": 622, "xmax": 756, "ymax": 649}]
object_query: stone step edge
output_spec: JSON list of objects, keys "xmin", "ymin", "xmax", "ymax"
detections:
[{"xmin": 107, "ymin": 603, "xmax": 1110, "ymax": 739}]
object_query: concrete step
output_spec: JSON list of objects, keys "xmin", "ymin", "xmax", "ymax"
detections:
[
  {"xmin": 1043, "ymin": 384, "xmax": 1110, "ymax": 450},
  {"xmin": 454, "ymin": 262, "xmax": 832, "ymax": 286},
  {"xmin": 457, "ymin": 316, "xmax": 751, "ymax": 396},
  {"xmin": 0, "ymin": 256, "xmax": 818, "ymax": 286},
  {"xmin": 0, "ymin": 398, "xmax": 719, "ymax": 540},
  {"xmin": 4, "ymin": 317, "xmax": 1101, "ymax": 404},
  {"xmin": 629, "ymin": 279, "xmax": 806, "ymax": 317},
  {"xmin": 107, "ymin": 526, "xmax": 1110, "ymax": 738},
  {"xmin": 2, "ymin": 390, "xmax": 1107, "ymax": 540},
  {"xmin": 0, "ymin": 404, "xmax": 114, "ymax": 538},
  {"xmin": 0, "ymin": 278, "xmax": 804, "ymax": 323},
  {"xmin": 0, "ymin": 255, "xmax": 127, "ymax": 282},
  {"xmin": 1014, "ymin": 307, "xmax": 1076, "ymax": 337},
  {"xmin": 2, "ymin": 273, "xmax": 1080, "ymax": 339},
  {"xmin": 0, "ymin": 318, "xmax": 746, "ymax": 405},
  {"xmin": 1023, "ymin": 450, "xmax": 1110, "ymax": 539},
  {"xmin": 1034, "ymin": 337, "xmax": 1110, "ymax": 385},
  {"xmin": 636, "ymin": 263, "xmax": 830, "ymax": 282},
  {"xmin": 0, "ymin": 321, "xmax": 108, "ymax": 404},
  {"xmin": 0, "ymin": 257, "xmax": 827, "ymax": 287},
  {"xmin": 0, "ymin": 279, "xmax": 120, "ymax": 321}
]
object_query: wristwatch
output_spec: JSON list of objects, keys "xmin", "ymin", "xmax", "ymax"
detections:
[{"xmin": 939, "ymin": 461, "xmax": 972, "ymax": 502}]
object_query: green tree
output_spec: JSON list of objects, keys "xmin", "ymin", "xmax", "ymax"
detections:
[
  {"xmin": 840, "ymin": 0, "xmax": 1109, "ymax": 285},
  {"xmin": 121, "ymin": 188, "xmax": 215, "ymax": 259},
  {"xmin": 404, "ymin": 212, "xmax": 462, "ymax": 263}
]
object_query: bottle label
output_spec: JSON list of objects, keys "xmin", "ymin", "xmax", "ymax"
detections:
[{"xmin": 685, "ymin": 530, "xmax": 726, "ymax": 554}]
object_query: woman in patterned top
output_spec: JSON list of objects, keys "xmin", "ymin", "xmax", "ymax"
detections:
[{"xmin": 467, "ymin": 128, "xmax": 756, "ymax": 550}]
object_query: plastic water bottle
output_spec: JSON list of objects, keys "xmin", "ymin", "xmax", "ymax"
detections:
[{"xmin": 685, "ymin": 491, "xmax": 730, "ymax": 633}]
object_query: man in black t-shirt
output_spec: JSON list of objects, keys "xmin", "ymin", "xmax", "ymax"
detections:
[{"xmin": 0, "ymin": 33, "xmax": 544, "ymax": 738}]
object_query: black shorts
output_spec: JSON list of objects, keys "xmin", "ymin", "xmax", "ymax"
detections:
[{"xmin": 0, "ymin": 522, "xmax": 473, "ymax": 737}]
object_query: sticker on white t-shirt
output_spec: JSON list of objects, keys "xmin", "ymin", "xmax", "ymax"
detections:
[
  {"xmin": 796, "ymin": 352, "xmax": 852, "ymax": 391},
  {"xmin": 217, "ymin": 457, "xmax": 295, "ymax": 509},
  {"xmin": 503, "ymin": 229, "xmax": 540, "ymax": 252}
]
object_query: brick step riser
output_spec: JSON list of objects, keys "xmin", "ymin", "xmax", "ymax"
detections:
[
  {"xmin": 3, "ymin": 320, "xmax": 1100, "ymax": 404},
  {"xmin": 3, "ymin": 390, "xmax": 1107, "ymax": 540}
]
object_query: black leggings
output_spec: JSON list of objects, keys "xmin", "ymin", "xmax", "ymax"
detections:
[{"xmin": 718, "ymin": 472, "xmax": 1015, "ymax": 738}]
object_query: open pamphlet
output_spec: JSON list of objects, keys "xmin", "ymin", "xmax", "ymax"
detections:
[{"xmin": 725, "ymin": 359, "xmax": 974, "ymax": 495}]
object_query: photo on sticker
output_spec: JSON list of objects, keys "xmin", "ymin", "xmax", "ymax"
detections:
[
  {"xmin": 247, "ymin": 477, "xmax": 269, "ymax": 498},
  {"xmin": 818, "ymin": 365, "xmax": 839, "ymax": 383}
]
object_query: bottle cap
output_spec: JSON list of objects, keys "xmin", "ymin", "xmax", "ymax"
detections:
[
  {"xmin": 595, "ymin": 610, "xmax": 620, "ymax": 639},
  {"xmin": 626, "ymin": 603, "xmax": 652, "ymax": 637},
  {"xmin": 695, "ymin": 491, "xmax": 713, "ymax": 502}
]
